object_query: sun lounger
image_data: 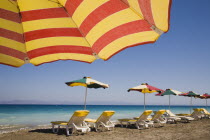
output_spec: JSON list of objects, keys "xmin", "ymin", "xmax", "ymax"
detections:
[
  {"xmin": 164, "ymin": 110, "xmax": 194, "ymax": 123},
  {"xmin": 190, "ymin": 108, "xmax": 205, "ymax": 119},
  {"xmin": 85, "ymin": 111, "xmax": 115, "ymax": 132},
  {"xmin": 118, "ymin": 110, "xmax": 153, "ymax": 129},
  {"xmin": 148, "ymin": 110, "xmax": 167, "ymax": 127},
  {"xmin": 176, "ymin": 108, "xmax": 204, "ymax": 120},
  {"xmin": 200, "ymin": 108, "xmax": 210, "ymax": 118},
  {"xmin": 51, "ymin": 110, "xmax": 90, "ymax": 136}
]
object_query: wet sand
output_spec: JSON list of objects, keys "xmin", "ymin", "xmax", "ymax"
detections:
[{"xmin": 0, "ymin": 119, "xmax": 210, "ymax": 140}]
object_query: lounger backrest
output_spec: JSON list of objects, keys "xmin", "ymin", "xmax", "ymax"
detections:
[
  {"xmin": 96, "ymin": 111, "xmax": 115, "ymax": 124},
  {"xmin": 190, "ymin": 109, "xmax": 198, "ymax": 117},
  {"xmin": 190, "ymin": 108, "xmax": 205, "ymax": 118},
  {"xmin": 201, "ymin": 108, "xmax": 209, "ymax": 114},
  {"xmin": 191, "ymin": 108, "xmax": 204, "ymax": 118},
  {"xmin": 137, "ymin": 110, "xmax": 153, "ymax": 122},
  {"xmin": 166, "ymin": 110, "xmax": 176, "ymax": 117},
  {"xmin": 151, "ymin": 110, "xmax": 166, "ymax": 121},
  {"xmin": 68, "ymin": 110, "xmax": 89, "ymax": 126}
]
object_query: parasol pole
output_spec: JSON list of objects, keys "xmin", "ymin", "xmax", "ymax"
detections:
[
  {"xmin": 190, "ymin": 97, "xmax": 192, "ymax": 114},
  {"xmin": 84, "ymin": 86, "xmax": 88, "ymax": 110},
  {"xmin": 144, "ymin": 93, "xmax": 146, "ymax": 110},
  {"xmin": 169, "ymin": 95, "xmax": 171, "ymax": 110},
  {"xmin": 206, "ymin": 98, "xmax": 208, "ymax": 109}
]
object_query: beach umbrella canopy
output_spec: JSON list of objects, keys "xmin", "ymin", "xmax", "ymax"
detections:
[
  {"xmin": 156, "ymin": 89, "xmax": 182, "ymax": 109},
  {"xmin": 0, "ymin": 0, "xmax": 172, "ymax": 67},
  {"xmin": 155, "ymin": 92, "xmax": 164, "ymax": 96},
  {"xmin": 179, "ymin": 91, "xmax": 200, "ymax": 113},
  {"xmin": 128, "ymin": 83, "xmax": 163, "ymax": 110},
  {"xmin": 179, "ymin": 91, "xmax": 200, "ymax": 97},
  {"xmin": 65, "ymin": 77, "xmax": 109, "ymax": 109},
  {"xmin": 198, "ymin": 93, "xmax": 210, "ymax": 108},
  {"xmin": 199, "ymin": 93, "xmax": 210, "ymax": 99}
]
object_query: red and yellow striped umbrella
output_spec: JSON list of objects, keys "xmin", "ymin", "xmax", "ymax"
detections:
[
  {"xmin": 0, "ymin": 0, "xmax": 172, "ymax": 67},
  {"xmin": 198, "ymin": 93, "xmax": 210, "ymax": 109},
  {"xmin": 128, "ymin": 83, "xmax": 164, "ymax": 110}
]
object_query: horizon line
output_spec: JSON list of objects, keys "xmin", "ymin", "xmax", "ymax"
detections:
[{"xmin": 0, "ymin": 104, "xmax": 206, "ymax": 106}]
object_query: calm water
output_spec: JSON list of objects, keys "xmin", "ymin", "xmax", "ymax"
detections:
[{"xmin": 0, "ymin": 105, "xmax": 209, "ymax": 133}]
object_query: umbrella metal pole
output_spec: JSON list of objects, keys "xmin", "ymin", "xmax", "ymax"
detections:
[
  {"xmin": 206, "ymin": 99, "xmax": 208, "ymax": 109},
  {"xmin": 190, "ymin": 97, "xmax": 192, "ymax": 114},
  {"xmin": 84, "ymin": 87, "xmax": 88, "ymax": 110},
  {"xmin": 144, "ymin": 93, "xmax": 146, "ymax": 111},
  {"xmin": 169, "ymin": 95, "xmax": 170, "ymax": 110}
]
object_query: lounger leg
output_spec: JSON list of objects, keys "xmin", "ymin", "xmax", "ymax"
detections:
[
  {"xmin": 95, "ymin": 123, "xmax": 104, "ymax": 132},
  {"xmin": 135, "ymin": 123, "xmax": 140, "ymax": 129},
  {"xmin": 95, "ymin": 124, "xmax": 98, "ymax": 132},
  {"xmin": 149, "ymin": 124, "xmax": 154, "ymax": 128},
  {"xmin": 120, "ymin": 122, "xmax": 123, "ymax": 128},
  {"xmin": 52, "ymin": 124, "xmax": 55, "ymax": 133},
  {"xmin": 144, "ymin": 124, "xmax": 149, "ymax": 129},
  {"xmin": 86, "ymin": 127, "xmax": 90, "ymax": 133},
  {"xmin": 58, "ymin": 126, "xmax": 60, "ymax": 133},
  {"xmin": 126, "ymin": 122, "xmax": 129, "ymax": 128},
  {"xmin": 66, "ymin": 126, "xmax": 70, "ymax": 136},
  {"xmin": 52, "ymin": 124, "xmax": 60, "ymax": 133}
]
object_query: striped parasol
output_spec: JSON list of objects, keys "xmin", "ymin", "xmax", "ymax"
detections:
[
  {"xmin": 65, "ymin": 77, "xmax": 109, "ymax": 110},
  {"xmin": 198, "ymin": 93, "xmax": 210, "ymax": 109},
  {"xmin": 128, "ymin": 83, "xmax": 164, "ymax": 110},
  {"xmin": 156, "ymin": 89, "xmax": 182, "ymax": 109},
  {"xmin": 0, "ymin": 0, "xmax": 172, "ymax": 67},
  {"xmin": 179, "ymin": 91, "xmax": 200, "ymax": 114}
]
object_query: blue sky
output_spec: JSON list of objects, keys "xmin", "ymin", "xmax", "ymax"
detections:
[{"xmin": 0, "ymin": 0, "xmax": 210, "ymax": 106}]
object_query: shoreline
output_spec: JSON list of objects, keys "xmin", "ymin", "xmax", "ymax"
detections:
[
  {"xmin": 0, "ymin": 124, "xmax": 51, "ymax": 134},
  {"xmin": 0, "ymin": 119, "xmax": 210, "ymax": 140}
]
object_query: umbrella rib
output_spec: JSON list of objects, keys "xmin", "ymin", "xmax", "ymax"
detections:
[
  {"xmin": 119, "ymin": 0, "xmax": 164, "ymax": 35},
  {"xmin": 8, "ymin": 0, "xmax": 18, "ymax": 7}
]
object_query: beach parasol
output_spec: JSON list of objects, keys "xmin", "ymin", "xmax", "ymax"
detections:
[
  {"xmin": 0, "ymin": 0, "xmax": 172, "ymax": 67},
  {"xmin": 198, "ymin": 93, "xmax": 210, "ymax": 109},
  {"xmin": 65, "ymin": 77, "xmax": 109, "ymax": 110},
  {"xmin": 156, "ymin": 89, "xmax": 182, "ymax": 109},
  {"xmin": 128, "ymin": 83, "xmax": 164, "ymax": 110},
  {"xmin": 179, "ymin": 91, "xmax": 200, "ymax": 114}
]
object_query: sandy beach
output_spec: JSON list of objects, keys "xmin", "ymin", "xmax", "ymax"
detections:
[{"xmin": 0, "ymin": 119, "xmax": 210, "ymax": 140}]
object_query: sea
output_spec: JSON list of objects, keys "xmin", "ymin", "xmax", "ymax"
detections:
[{"xmin": 0, "ymin": 104, "xmax": 209, "ymax": 134}]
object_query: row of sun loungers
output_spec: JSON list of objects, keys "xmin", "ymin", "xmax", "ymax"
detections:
[
  {"xmin": 118, "ymin": 110, "xmax": 166, "ymax": 129},
  {"xmin": 51, "ymin": 110, "xmax": 115, "ymax": 135},
  {"xmin": 50, "ymin": 108, "xmax": 210, "ymax": 136}
]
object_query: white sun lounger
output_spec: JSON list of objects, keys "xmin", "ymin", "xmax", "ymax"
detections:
[
  {"xmin": 165, "ymin": 110, "xmax": 194, "ymax": 123},
  {"xmin": 200, "ymin": 108, "xmax": 210, "ymax": 118},
  {"xmin": 51, "ymin": 110, "xmax": 90, "ymax": 135},
  {"xmin": 147, "ymin": 110, "xmax": 167, "ymax": 127},
  {"xmin": 190, "ymin": 108, "xmax": 204, "ymax": 120},
  {"xmin": 118, "ymin": 110, "xmax": 153, "ymax": 129},
  {"xmin": 85, "ymin": 111, "xmax": 115, "ymax": 132}
]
